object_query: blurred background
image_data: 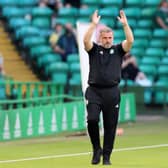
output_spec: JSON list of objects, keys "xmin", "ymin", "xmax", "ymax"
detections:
[{"xmin": 0, "ymin": 0, "xmax": 168, "ymax": 142}]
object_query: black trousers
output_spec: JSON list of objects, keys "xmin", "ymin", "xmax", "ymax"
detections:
[{"xmin": 85, "ymin": 85, "xmax": 120, "ymax": 157}]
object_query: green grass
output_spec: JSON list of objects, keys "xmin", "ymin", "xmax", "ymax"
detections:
[{"xmin": 0, "ymin": 116, "xmax": 168, "ymax": 168}]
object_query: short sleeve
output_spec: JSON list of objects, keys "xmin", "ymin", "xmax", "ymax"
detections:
[
  {"xmin": 87, "ymin": 42, "xmax": 98, "ymax": 56},
  {"xmin": 116, "ymin": 43, "xmax": 126, "ymax": 57}
]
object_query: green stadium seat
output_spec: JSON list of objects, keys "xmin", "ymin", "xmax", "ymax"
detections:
[
  {"xmin": 145, "ymin": 48, "xmax": 165, "ymax": 58},
  {"xmin": 154, "ymin": 75, "xmax": 168, "ymax": 104},
  {"xmin": 31, "ymin": 7, "xmax": 53, "ymax": 28},
  {"xmin": 132, "ymin": 39, "xmax": 149, "ymax": 49},
  {"xmin": 114, "ymin": 38, "xmax": 123, "ymax": 45},
  {"xmin": 149, "ymin": 40, "xmax": 167, "ymax": 49},
  {"xmin": 51, "ymin": 73, "xmax": 68, "ymax": 85},
  {"xmin": 68, "ymin": 74, "xmax": 82, "ymax": 96},
  {"xmin": 157, "ymin": 65, "xmax": 168, "ymax": 77},
  {"xmin": 78, "ymin": 7, "xmax": 94, "ymax": 18},
  {"xmin": 54, "ymin": 18, "xmax": 74, "ymax": 25},
  {"xmin": 99, "ymin": 7, "xmax": 118, "ymax": 18},
  {"xmin": 69, "ymin": 74, "xmax": 81, "ymax": 84},
  {"xmin": 46, "ymin": 62, "xmax": 69, "ymax": 77},
  {"xmin": 30, "ymin": 45, "xmax": 53, "ymax": 60},
  {"xmin": 123, "ymin": 7, "xmax": 141, "ymax": 19},
  {"xmin": 9, "ymin": 18, "xmax": 31, "ymax": 30},
  {"xmin": 125, "ymin": 0, "xmax": 145, "ymax": 7},
  {"xmin": 128, "ymin": 19, "xmax": 137, "ymax": 28},
  {"xmin": 141, "ymin": 8, "xmax": 156, "ymax": 19},
  {"xmin": 32, "ymin": 18, "xmax": 51, "ymax": 28},
  {"xmin": 166, "ymin": 49, "xmax": 168, "ymax": 56},
  {"xmin": 69, "ymin": 62, "xmax": 80, "ymax": 75},
  {"xmin": 137, "ymin": 19, "xmax": 153, "ymax": 29},
  {"xmin": 119, "ymin": 79, "xmax": 136, "ymax": 87},
  {"xmin": 32, "ymin": 7, "xmax": 53, "ymax": 18},
  {"xmin": 23, "ymin": 36, "xmax": 47, "ymax": 48},
  {"xmin": 117, "ymin": 18, "xmax": 136, "ymax": 29},
  {"xmin": 161, "ymin": 57, "xmax": 168, "ymax": 65},
  {"xmin": 100, "ymin": 0, "xmax": 123, "ymax": 8},
  {"xmin": 134, "ymin": 28, "xmax": 152, "ymax": 39},
  {"xmin": 0, "ymin": 77, "xmax": 6, "ymax": 100},
  {"xmin": 15, "ymin": 26, "xmax": 40, "ymax": 40},
  {"xmin": 131, "ymin": 48, "xmax": 145, "ymax": 58},
  {"xmin": 153, "ymin": 78, "xmax": 168, "ymax": 104},
  {"xmin": 100, "ymin": 18, "xmax": 115, "ymax": 28},
  {"xmin": 77, "ymin": 17, "xmax": 90, "ymax": 23},
  {"xmin": 18, "ymin": 0, "xmax": 38, "ymax": 7},
  {"xmin": 141, "ymin": 57, "xmax": 160, "ymax": 66},
  {"xmin": 20, "ymin": 7, "xmax": 33, "ymax": 16},
  {"xmin": 2, "ymin": 7, "xmax": 25, "ymax": 19},
  {"xmin": 68, "ymin": 60, "xmax": 81, "ymax": 96},
  {"xmin": 37, "ymin": 53, "xmax": 61, "ymax": 68},
  {"xmin": 156, "ymin": 77, "xmax": 168, "ymax": 84},
  {"xmin": 113, "ymin": 29, "xmax": 125, "ymax": 39},
  {"xmin": 144, "ymin": 88, "xmax": 154, "ymax": 104},
  {"xmin": 153, "ymin": 29, "xmax": 168, "ymax": 39},
  {"xmin": 82, "ymin": 0, "xmax": 100, "ymax": 9},
  {"xmin": 154, "ymin": 91, "xmax": 165, "ymax": 104},
  {"xmin": 0, "ymin": 0, "xmax": 18, "ymax": 7},
  {"xmin": 144, "ymin": 0, "xmax": 160, "ymax": 8},
  {"xmin": 139, "ymin": 64, "xmax": 157, "ymax": 77},
  {"xmin": 58, "ymin": 7, "xmax": 78, "ymax": 18},
  {"xmin": 67, "ymin": 53, "xmax": 79, "ymax": 65}
]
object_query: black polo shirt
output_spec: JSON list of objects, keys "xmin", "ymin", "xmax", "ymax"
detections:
[{"xmin": 87, "ymin": 42, "xmax": 126, "ymax": 87}]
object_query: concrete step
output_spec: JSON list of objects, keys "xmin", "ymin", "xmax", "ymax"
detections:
[{"xmin": 0, "ymin": 21, "xmax": 39, "ymax": 82}]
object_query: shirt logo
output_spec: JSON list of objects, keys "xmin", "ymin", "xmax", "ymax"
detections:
[
  {"xmin": 85, "ymin": 99, "xmax": 88, "ymax": 105},
  {"xmin": 110, "ymin": 49, "xmax": 114, "ymax": 54},
  {"xmin": 115, "ymin": 104, "xmax": 119, "ymax": 108},
  {"xmin": 99, "ymin": 51, "xmax": 103, "ymax": 55}
]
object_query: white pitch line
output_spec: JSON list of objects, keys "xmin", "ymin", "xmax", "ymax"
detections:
[{"xmin": 0, "ymin": 144, "xmax": 168, "ymax": 164}]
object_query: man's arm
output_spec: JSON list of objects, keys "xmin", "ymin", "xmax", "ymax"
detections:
[
  {"xmin": 156, "ymin": 16, "xmax": 168, "ymax": 30},
  {"xmin": 122, "ymin": 56, "xmax": 137, "ymax": 68},
  {"xmin": 118, "ymin": 10, "xmax": 134, "ymax": 52},
  {"xmin": 83, "ymin": 10, "xmax": 101, "ymax": 51}
]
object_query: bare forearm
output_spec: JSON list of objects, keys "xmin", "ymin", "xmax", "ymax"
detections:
[
  {"xmin": 121, "ymin": 23, "xmax": 134, "ymax": 52},
  {"xmin": 157, "ymin": 17, "xmax": 168, "ymax": 29},
  {"xmin": 122, "ymin": 61, "xmax": 129, "ymax": 68},
  {"xmin": 83, "ymin": 10, "xmax": 100, "ymax": 51},
  {"xmin": 123, "ymin": 24, "xmax": 134, "ymax": 44},
  {"xmin": 54, "ymin": 46, "xmax": 65, "ymax": 54},
  {"xmin": 83, "ymin": 23, "xmax": 96, "ymax": 45},
  {"xmin": 83, "ymin": 23, "xmax": 97, "ymax": 51}
]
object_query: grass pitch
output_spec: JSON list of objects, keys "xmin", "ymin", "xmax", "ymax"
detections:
[{"xmin": 0, "ymin": 115, "xmax": 167, "ymax": 168}]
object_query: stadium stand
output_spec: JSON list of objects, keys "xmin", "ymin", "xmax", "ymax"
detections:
[{"xmin": 0, "ymin": 0, "xmax": 167, "ymax": 105}]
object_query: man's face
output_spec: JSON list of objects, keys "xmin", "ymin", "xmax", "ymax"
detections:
[{"xmin": 100, "ymin": 32, "xmax": 113, "ymax": 48}]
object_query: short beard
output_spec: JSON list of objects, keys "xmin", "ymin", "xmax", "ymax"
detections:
[{"xmin": 103, "ymin": 43, "xmax": 112, "ymax": 48}]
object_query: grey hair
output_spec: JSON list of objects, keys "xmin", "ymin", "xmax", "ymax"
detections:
[{"xmin": 99, "ymin": 27, "xmax": 113, "ymax": 34}]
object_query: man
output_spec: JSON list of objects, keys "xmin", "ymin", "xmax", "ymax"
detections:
[
  {"xmin": 83, "ymin": 10, "xmax": 134, "ymax": 165},
  {"xmin": 54, "ymin": 23, "xmax": 78, "ymax": 62},
  {"xmin": 122, "ymin": 52, "xmax": 151, "ymax": 86},
  {"xmin": 155, "ymin": 0, "xmax": 168, "ymax": 30}
]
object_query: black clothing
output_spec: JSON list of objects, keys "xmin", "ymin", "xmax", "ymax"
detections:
[
  {"xmin": 91, "ymin": 148, "xmax": 102, "ymax": 164},
  {"xmin": 64, "ymin": 0, "xmax": 81, "ymax": 8},
  {"xmin": 85, "ymin": 43, "xmax": 126, "ymax": 162},
  {"xmin": 87, "ymin": 43, "xmax": 125, "ymax": 87},
  {"xmin": 57, "ymin": 32, "xmax": 78, "ymax": 61},
  {"xmin": 122, "ymin": 63, "xmax": 140, "ymax": 81},
  {"xmin": 85, "ymin": 86, "xmax": 120, "ymax": 156}
]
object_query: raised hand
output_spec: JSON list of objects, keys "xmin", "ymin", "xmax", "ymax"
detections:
[
  {"xmin": 117, "ymin": 10, "xmax": 128, "ymax": 26},
  {"xmin": 92, "ymin": 10, "xmax": 101, "ymax": 25}
]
